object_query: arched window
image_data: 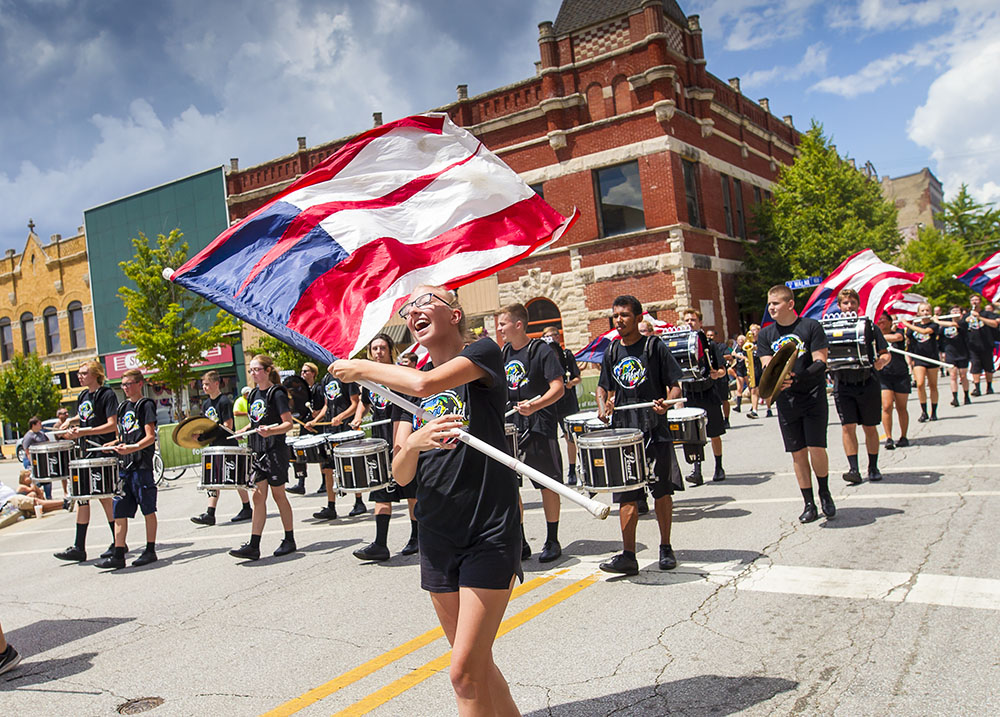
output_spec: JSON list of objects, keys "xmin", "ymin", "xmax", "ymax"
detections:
[
  {"xmin": 586, "ymin": 83, "xmax": 605, "ymax": 122},
  {"xmin": 20, "ymin": 312, "xmax": 35, "ymax": 355},
  {"xmin": 43, "ymin": 306, "xmax": 61, "ymax": 354},
  {"xmin": 612, "ymin": 76, "xmax": 632, "ymax": 115},
  {"xmin": 526, "ymin": 298, "xmax": 562, "ymax": 339},
  {"xmin": 0, "ymin": 319, "xmax": 12, "ymax": 362},
  {"xmin": 68, "ymin": 301, "xmax": 86, "ymax": 349}
]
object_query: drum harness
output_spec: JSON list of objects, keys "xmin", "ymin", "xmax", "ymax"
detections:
[{"xmin": 115, "ymin": 397, "xmax": 156, "ymax": 493}]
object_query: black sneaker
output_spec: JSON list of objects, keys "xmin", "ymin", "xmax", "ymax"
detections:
[
  {"xmin": 353, "ymin": 542, "xmax": 390, "ymax": 561},
  {"xmin": 798, "ymin": 504, "xmax": 819, "ymax": 523},
  {"xmin": 313, "ymin": 506, "xmax": 338, "ymax": 520},
  {"xmin": 0, "ymin": 644, "xmax": 21, "ymax": 676},
  {"xmin": 230, "ymin": 505, "xmax": 253, "ymax": 523},
  {"xmin": 765, "ymin": 409, "xmax": 774, "ymax": 418},
  {"xmin": 658, "ymin": 544, "xmax": 677, "ymax": 570},
  {"xmin": 971, "ymin": 387, "xmax": 981, "ymax": 397},
  {"xmin": 747, "ymin": 411, "xmax": 759, "ymax": 419},
  {"xmin": 229, "ymin": 543, "xmax": 260, "ymax": 560},
  {"xmin": 724, "ymin": 418, "xmax": 731, "ymax": 429},
  {"xmin": 599, "ymin": 552, "xmax": 639, "ymax": 575},
  {"xmin": 917, "ymin": 413, "xmax": 929, "ymax": 423},
  {"xmin": 950, "ymin": 398, "xmax": 960, "ymax": 407},
  {"xmin": 842, "ymin": 469, "xmax": 863, "ymax": 485},
  {"xmin": 400, "ymin": 538, "xmax": 419, "ymax": 556},
  {"xmin": 566, "ymin": 470, "xmax": 577, "ymax": 487},
  {"xmin": 964, "ymin": 396, "xmax": 972, "ymax": 405},
  {"xmin": 54, "ymin": 545, "xmax": 86, "ymax": 562},
  {"xmin": 987, "ymin": 386, "xmax": 994, "ymax": 395},
  {"xmin": 286, "ymin": 484, "xmax": 306, "ymax": 495},
  {"xmin": 896, "ymin": 436, "xmax": 910, "ymax": 448},
  {"xmin": 274, "ymin": 538, "xmax": 297, "ymax": 557},
  {"xmin": 191, "ymin": 512, "xmax": 216, "ymax": 526},
  {"xmin": 349, "ymin": 501, "xmax": 367, "ymax": 517},
  {"xmin": 712, "ymin": 466, "xmax": 726, "ymax": 482},
  {"xmin": 96, "ymin": 555, "xmax": 126, "ymax": 570},
  {"xmin": 132, "ymin": 550, "xmax": 157, "ymax": 567},
  {"xmin": 539, "ymin": 540, "xmax": 562, "ymax": 563},
  {"xmin": 686, "ymin": 468, "xmax": 704, "ymax": 486},
  {"xmin": 868, "ymin": 468, "xmax": 883, "ymax": 482},
  {"xmin": 885, "ymin": 438, "xmax": 896, "ymax": 451},
  {"xmin": 819, "ymin": 493, "xmax": 836, "ymax": 518},
  {"xmin": 314, "ymin": 486, "xmax": 327, "ymax": 495},
  {"xmin": 521, "ymin": 540, "xmax": 531, "ymax": 561}
]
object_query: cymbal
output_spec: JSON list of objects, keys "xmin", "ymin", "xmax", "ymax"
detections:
[{"xmin": 172, "ymin": 416, "xmax": 219, "ymax": 449}]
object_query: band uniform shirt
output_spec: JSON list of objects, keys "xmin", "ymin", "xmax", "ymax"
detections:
[
  {"xmin": 117, "ymin": 398, "xmax": 157, "ymax": 471},
  {"xmin": 502, "ymin": 339, "xmax": 563, "ymax": 439},
  {"xmin": 361, "ymin": 386, "xmax": 393, "ymax": 443},
  {"xmin": 550, "ymin": 342, "xmax": 581, "ymax": 418},
  {"xmin": 878, "ymin": 332, "xmax": 909, "ymax": 376},
  {"xmin": 905, "ymin": 323, "xmax": 940, "ymax": 361},
  {"xmin": 247, "ymin": 385, "xmax": 291, "ymax": 459},
  {"xmin": 413, "ymin": 337, "xmax": 520, "ymax": 549},
  {"xmin": 964, "ymin": 310, "xmax": 998, "ymax": 353},
  {"xmin": 756, "ymin": 317, "xmax": 829, "ymax": 396},
  {"xmin": 77, "ymin": 385, "xmax": 119, "ymax": 451},
  {"xmin": 682, "ymin": 336, "xmax": 725, "ymax": 396},
  {"xmin": 598, "ymin": 335, "xmax": 684, "ymax": 443},
  {"xmin": 940, "ymin": 321, "xmax": 970, "ymax": 363},
  {"xmin": 202, "ymin": 394, "xmax": 237, "ymax": 447},
  {"xmin": 831, "ymin": 319, "xmax": 888, "ymax": 386},
  {"xmin": 321, "ymin": 374, "xmax": 359, "ymax": 434}
]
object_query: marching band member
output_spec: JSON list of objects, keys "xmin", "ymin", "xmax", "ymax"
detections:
[
  {"xmin": 54, "ymin": 361, "xmax": 119, "ymax": 562},
  {"xmin": 900, "ymin": 303, "xmax": 940, "ymax": 422},
  {"xmin": 229, "ymin": 355, "xmax": 296, "ymax": 560},
  {"xmin": 497, "ymin": 303, "xmax": 565, "ymax": 564},
  {"xmin": 307, "ymin": 361, "xmax": 364, "ymax": 519},
  {"xmin": 936, "ymin": 304, "xmax": 972, "ymax": 406},
  {"xmin": 332, "ymin": 285, "xmax": 522, "ymax": 716},
  {"xmin": 288, "ymin": 362, "xmax": 325, "ymax": 495},
  {"xmin": 876, "ymin": 314, "xmax": 911, "ymax": 449},
  {"xmin": 745, "ymin": 324, "xmax": 767, "ymax": 419},
  {"xmin": 827, "ymin": 290, "xmax": 890, "ymax": 485},
  {"xmin": 680, "ymin": 309, "xmax": 727, "ymax": 484},
  {"xmin": 965, "ymin": 294, "xmax": 998, "ymax": 396},
  {"xmin": 541, "ymin": 326, "xmax": 582, "ymax": 486},
  {"xmin": 756, "ymin": 285, "xmax": 833, "ymax": 523},
  {"xmin": 190, "ymin": 371, "xmax": 252, "ymax": 525},
  {"xmin": 597, "ymin": 295, "xmax": 684, "ymax": 575},
  {"xmin": 350, "ymin": 333, "xmax": 419, "ymax": 561},
  {"xmin": 97, "ymin": 369, "xmax": 158, "ymax": 569}
]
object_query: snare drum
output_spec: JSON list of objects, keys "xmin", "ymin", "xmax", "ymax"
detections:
[
  {"xmin": 326, "ymin": 429, "xmax": 365, "ymax": 449},
  {"xmin": 504, "ymin": 423, "xmax": 519, "ymax": 457},
  {"xmin": 69, "ymin": 457, "xmax": 118, "ymax": 501},
  {"xmin": 333, "ymin": 438, "xmax": 391, "ymax": 492},
  {"xmin": 30, "ymin": 440, "xmax": 75, "ymax": 483},
  {"xmin": 563, "ymin": 410, "xmax": 607, "ymax": 439},
  {"xmin": 200, "ymin": 446, "xmax": 252, "ymax": 490},
  {"xmin": 662, "ymin": 329, "xmax": 706, "ymax": 381},
  {"xmin": 821, "ymin": 314, "xmax": 871, "ymax": 370},
  {"xmin": 287, "ymin": 434, "xmax": 304, "ymax": 465},
  {"xmin": 666, "ymin": 407, "xmax": 708, "ymax": 464},
  {"xmin": 291, "ymin": 434, "xmax": 332, "ymax": 464},
  {"xmin": 576, "ymin": 428, "xmax": 647, "ymax": 492}
]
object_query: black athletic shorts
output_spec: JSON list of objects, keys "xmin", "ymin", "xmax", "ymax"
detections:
[
  {"xmin": 970, "ymin": 348, "xmax": 995, "ymax": 374},
  {"xmin": 685, "ymin": 391, "xmax": 726, "ymax": 438},
  {"xmin": 419, "ymin": 532, "xmax": 523, "ymax": 593},
  {"xmin": 614, "ymin": 440, "xmax": 675, "ymax": 503},
  {"xmin": 946, "ymin": 356, "xmax": 969, "ymax": 370},
  {"xmin": 878, "ymin": 372, "xmax": 911, "ymax": 395},
  {"xmin": 370, "ymin": 478, "xmax": 417, "ymax": 503},
  {"xmin": 716, "ymin": 378, "xmax": 731, "ymax": 401},
  {"xmin": 251, "ymin": 449, "xmax": 289, "ymax": 487},
  {"xmin": 834, "ymin": 377, "xmax": 881, "ymax": 427},
  {"xmin": 517, "ymin": 433, "xmax": 563, "ymax": 490},
  {"xmin": 776, "ymin": 389, "xmax": 829, "ymax": 452}
]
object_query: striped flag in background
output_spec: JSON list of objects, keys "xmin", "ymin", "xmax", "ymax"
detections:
[
  {"xmin": 800, "ymin": 249, "xmax": 924, "ymax": 320},
  {"xmin": 168, "ymin": 114, "xmax": 577, "ymax": 363},
  {"xmin": 956, "ymin": 249, "xmax": 1000, "ymax": 303},
  {"xmin": 884, "ymin": 292, "xmax": 928, "ymax": 319}
]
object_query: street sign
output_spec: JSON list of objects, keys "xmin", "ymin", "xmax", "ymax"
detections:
[{"xmin": 785, "ymin": 276, "xmax": 823, "ymax": 290}]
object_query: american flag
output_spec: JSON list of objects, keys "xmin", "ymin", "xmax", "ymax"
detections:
[
  {"xmin": 574, "ymin": 313, "xmax": 673, "ymax": 363},
  {"xmin": 884, "ymin": 292, "xmax": 928, "ymax": 319},
  {"xmin": 800, "ymin": 250, "xmax": 924, "ymax": 320},
  {"xmin": 956, "ymin": 250, "xmax": 1000, "ymax": 303},
  {"xmin": 168, "ymin": 114, "xmax": 577, "ymax": 362}
]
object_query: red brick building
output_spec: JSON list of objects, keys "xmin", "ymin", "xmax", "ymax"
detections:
[{"xmin": 224, "ymin": 0, "xmax": 800, "ymax": 348}]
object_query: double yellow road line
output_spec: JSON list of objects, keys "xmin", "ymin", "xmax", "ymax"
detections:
[{"xmin": 263, "ymin": 570, "xmax": 599, "ymax": 716}]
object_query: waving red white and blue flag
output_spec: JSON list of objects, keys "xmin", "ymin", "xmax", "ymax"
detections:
[
  {"xmin": 800, "ymin": 250, "xmax": 924, "ymax": 320},
  {"xmin": 574, "ymin": 313, "xmax": 673, "ymax": 364},
  {"xmin": 956, "ymin": 250, "xmax": 1000, "ymax": 303},
  {"xmin": 884, "ymin": 292, "xmax": 928, "ymax": 319},
  {"xmin": 167, "ymin": 114, "xmax": 577, "ymax": 363}
]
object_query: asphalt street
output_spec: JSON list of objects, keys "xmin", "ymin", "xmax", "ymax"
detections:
[{"xmin": 1, "ymin": 388, "xmax": 999, "ymax": 716}]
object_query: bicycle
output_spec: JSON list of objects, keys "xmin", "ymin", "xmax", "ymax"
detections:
[{"xmin": 153, "ymin": 436, "xmax": 189, "ymax": 486}]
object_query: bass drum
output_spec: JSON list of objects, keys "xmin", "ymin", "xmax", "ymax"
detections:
[{"xmin": 662, "ymin": 329, "xmax": 708, "ymax": 381}]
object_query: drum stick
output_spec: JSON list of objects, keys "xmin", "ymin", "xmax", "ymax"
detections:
[
  {"xmin": 504, "ymin": 395, "xmax": 542, "ymax": 418},
  {"xmin": 888, "ymin": 347, "xmax": 953, "ymax": 369},
  {"xmin": 87, "ymin": 446, "xmax": 117, "ymax": 452},
  {"xmin": 229, "ymin": 423, "xmax": 281, "ymax": 439},
  {"xmin": 356, "ymin": 379, "xmax": 610, "ymax": 520},
  {"xmin": 614, "ymin": 399, "xmax": 687, "ymax": 411},
  {"xmin": 360, "ymin": 419, "xmax": 393, "ymax": 429}
]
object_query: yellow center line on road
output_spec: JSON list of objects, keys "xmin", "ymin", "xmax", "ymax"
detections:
[
  {"xmin": 260, "ymin": 571, "xmax": 565, "ymax": 717},
  {"xmin": 332, "ymin": 572, "xmax": 601, "ymax": 717}
]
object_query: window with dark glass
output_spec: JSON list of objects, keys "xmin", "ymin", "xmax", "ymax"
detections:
[
  {"xmin": 681, "ymin": 159, "xmax": 702, "ymax": 228},
  {"xmin": 733, "ymin": 178, "xmax": 747, "ymax": 239},
  {"xmin": 20, "ymin": 313, "xmax": 35, "ymax": 355},
  {"xmin": 68, "ymin": 301, "xmax": 86, "ymax": 349},
  {"xmin": 721, "ymin": 175, "xmax": 734, "ymax": 236},
  {"xmin": 594, "ymin": 161, "xmax": 645, "ymax": 237},
  {"xmin": 529, "ymin": 183, "xmax": 544, "ymax": 199},
  {"xmin": 753, "ymin": 185, "xmax": 762, "ymax": 206},
  {"xmin": 43, "ymin": 307, "xmax": 60, "ymax": 354},
  {"xmin": 0, "ymin": 319, "xmax": 12, "ymax": 362},
  {"xmin": 526, "ymin": 298, "xmax": 562, "ymax": 338}
]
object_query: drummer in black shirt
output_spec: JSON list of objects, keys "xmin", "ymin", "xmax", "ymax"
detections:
[
  {"xmin": 828, "ymin": 290, "xmax": 890, "ymax": 485},
  {"xmin": 756, "ymin": 285, "xmax": 833, "ymax": 523},
  {"xmin": 541, "ymin": 326, "xmax": 582, "ymax": 485},
  {"xmin": 190, "ymin": 370, "xmax": 252, "ymax": 525},
  {"xmin": 900, "ymin": 302, "xmax": 941, "ymax": 422},
  {"xmin": 876, "ymin": 313, "xmax": 911, "ymax": 450},
  {"xmin": 288, "ymin": 362, "xmax": 325, "ymax": 494},
  {"xmin": 965, "ymin": 294, "xmax": 998, "ymax": 396},
  {"xmin": 497, "ymin": 303, "xmax": 565, "ymax": 564},
  {"xmin": 307, "ymin": 370, "xmax": 364, "ymax": 519},
  {"xmin": 936, "ymin": 304, "xmax": 972, "ymax": 406},
  {"xmin": 681, "ymin": 309, "xmax": 727, "ymax": 484},
  {"xmin": 597, "ymin": 295, "xmax": 685, "ymax": 575}
]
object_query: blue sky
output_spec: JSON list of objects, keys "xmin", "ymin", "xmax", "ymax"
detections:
[{"xmin": 1, "ymin": 0, "xmax": 998, "ymax": 253}]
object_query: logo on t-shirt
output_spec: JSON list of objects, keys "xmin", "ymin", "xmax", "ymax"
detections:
[
  {"xmin": 79, "ymin": 400, "xmax": 94, "ymax": 422},
  {"xmin": 249, "ymin": 398, "xmax": 267, "ymax": 422},
  {"xmin": 912, "ymin": 331, "xmax": 931, "ymax": 343},
  {"xmin": 416, "ymin": 390, "xmax": 466, "ymax": 428},
  {"xmin": 324, "ymin": 380, "xmax": 342, "ymax": 401},
  {"xmin": 505, "ymin": 360, "xmax": 528, "ymax": 390},
  {"xmin": 612, "ymin": 356, "xmax": 647, "ymax": 389},
  {"xmin": 968, "ymin": 315, "xmax": 983, "ymax": 330},
  {"xmin": 369, "ymin": 391, "xmax": 389, "ymax": 411},
  {"xmin": 120, "ymin": 410, "xmax": 138, "ymax": 434},
  {"xmin": 943, "ymin": 326, "xmax": 958, "ymax": 339},
  {"xmin": 771, "ymin": 334, "xmax": 806, "ymax": 356},
  {"xmin": 205, "ymin": 406, "xmax": 220, "ymax": 422}
]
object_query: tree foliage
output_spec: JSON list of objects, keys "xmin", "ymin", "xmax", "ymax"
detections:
[
  {"xmin": 118, "ymin": 230, "xmax": 240, "ymax": 402},
  {"xmin": 739, "ymin": 121, "xmax": 901, "ymax": 310},
  {"xmin": 896, "ymin": 225, "xmax": 972, "ymax": 309},
  {"xmin": 0, "ymin": 353, "xmax": 63, "ymax": 433},
  {"xmin": 938, "ymin": 184, "xmax": 1000, "ymax": 257},
  {"xmin": 245, "ymin": 333, "xmax": 315, "ymax": 374}
]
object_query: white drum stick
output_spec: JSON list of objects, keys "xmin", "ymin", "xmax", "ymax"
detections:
[
  {"xmin": 614, "ymin": 399, "xmax": 687, "ymax": 411},
  {"xmin": 888, "ymin": 346, "xmax": 953, "ymax": 369},
  {"xmin": 360, "ymin": 419, "xmax": 393, "ymax": 429},
  {"xmin": 229, "ymin": 423, "xmax": 280, "ymax": 439},
  {"xmin": 504, "ymin": 395, "xmax": 542, "ymax": 418},
  {"xmin": 87, "ymin": 446, "xmax": 117, "ymax": 452}
]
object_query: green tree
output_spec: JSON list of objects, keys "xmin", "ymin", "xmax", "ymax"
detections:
[
  {"xmin": 118, "ymin": 230, "xmax": 240, "ymax": 417},
  {"xmin": 938, "ymin": 184, "xmax": 1000, "ymax": 255},
  {"xmin": 245, "ymin": 334, "xmax": 315, "ymax": 374},
  {"xmin": 739, "ymin": 121, "xmax": 901, "ymax": 310},
  {"xmin": 896, "ymin": 225, "xmax": 972, "ymax": 308},
  {"xmin": 0, "ymin": 353, "xmax": 63, "ymax": 434}
]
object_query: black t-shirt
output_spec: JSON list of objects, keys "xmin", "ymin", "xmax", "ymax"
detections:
[
  {"xmin": 939, "ymin": 321, "xmax": 969, "ymax": 362},
  {"xmin": 878, "ymin": 332, "xmax": 909, "ymax": 376},
  {"xmin": 906, "ymin": 324, "xmax": 939, "ymax": 359},
  {"xmin": 548, "ymin": 343, "xmax": 581, "ymax": 417},
  {"xmin": 831, "ymin": 320, "xmax": 888, "ymax": 385},
  {"xmin": 598, "ymin": 335, "xmax": 684, "ymax": 442},
  {"xmin": 77, "ymin": 385, "xmax": 119, "ymax": 451},
  {"xmin": 965, "ymin": 311, "xmax": 998, "ymax": 352},
  {"xmin": 413, "ymin": 338, "xmax": 519, "ymax": 549},
  {"xmin": 757, "ymin": 316, "xmax": 828, "ymax": 395},
  {"xmin": 118, "ymin": 398, "xmax": 157, "ymax": 471},
  {"xmin": 202, "ymin": 394, "xmax": 236, "ymax": 447},
  {"xmin": 683, "ymin": 335, "xmax": 724, "ymax": 396},
  {"xmin": 361, "ymin": 385, "xmax": 394, "ymax": 444},
  {"xmin": 321, "ymin": 374, "xmax": 358, "ymax": 433},
  {"xmin": 247, "ymin": 385, "xmax": 290, "ymax": 456},
  {"xmin": 502, "ymin": 339, "xmax": 563, "ymax": 438}
]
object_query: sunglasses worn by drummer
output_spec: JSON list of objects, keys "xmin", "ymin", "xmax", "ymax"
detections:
[{"xmin": 397, "ymin": 292, "xmax": 453, "ymax": 319}]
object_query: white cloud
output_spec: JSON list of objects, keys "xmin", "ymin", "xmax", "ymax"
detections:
[
  {"xmin": 692, "ymin": 0, "xmax": 821, "ymax": 52},
  {"xmin": 810, "ymin": 46, "xmax": 940, "ymax": 97},
  {"xmin": 742, "ymin": 42, "xmax": 828, "ymax": 88}
]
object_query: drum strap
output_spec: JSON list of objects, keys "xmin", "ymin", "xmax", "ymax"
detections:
[{"xmin": 117, "ymin": 397, "xmax": 155, "ymax": 471}]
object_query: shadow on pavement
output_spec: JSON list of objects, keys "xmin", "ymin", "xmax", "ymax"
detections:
[
  {"xmin": 821, "ymin": 506, "xmax": 904, "ymax": 529},
  {"xmin": 673, "ymin": 497, "xmax": 751, "ymax": 522},
  {"xmin": 522, "ymin": 674, "xmax": 798, "ymax": 715},
  {"xmin": 0, "ymin": 652, "xmax": 100, "ymax": 690},
  {"xmin": 3, "ymin": 617, "xmax": 134, "ymax": 658},
  {"xmin": 911, "ymin": 433, "xmax": 985, "ymax": 446},
  {"xmin": 674, "ymin": 548, "xmax": 764, "ymax": 565},
  {"xmin": 297, "ymin": 538, "xmax": 361, "ymax": 555},
  {"xmin": 877, "ymin": 470, "xmax": 943, "ymax": 485}
]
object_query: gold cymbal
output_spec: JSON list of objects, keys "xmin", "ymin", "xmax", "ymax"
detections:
[{"xmin": 171, "ymin": 416, "xmax": 219, "ymax": 449}]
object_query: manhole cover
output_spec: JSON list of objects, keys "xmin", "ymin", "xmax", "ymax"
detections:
[{"xmin": 117, "ymin": 697, "xmax": 164, "ymax": 714}]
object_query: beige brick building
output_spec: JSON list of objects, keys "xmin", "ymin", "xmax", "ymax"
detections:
[{"xmin": 881, "ymin": 167, "xmax": 944, "ymax": 241}]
